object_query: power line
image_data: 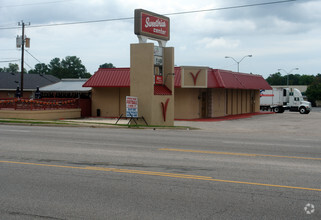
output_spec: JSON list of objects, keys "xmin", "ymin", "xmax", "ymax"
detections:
[
  {"xmin": 30, "ymin": 16, "xmax": 134, "ymax": 29},
  {"xmin": 25, "ymin": 50, "xmax": 42, "ymax": 63},
  {"xmin": 0, "ymin": 0, "xmax": 297, "ymax": 30},
  {"xmin": 164, "ymin": 0, "xmax": 297, "ymax": 16},
  {"xmin": 0, "ymin": 59, "xmax": 20, "ymax": 63},
  {"xmin": 24, "ymin": 61, "xmax": 33, "ymax": 69}
]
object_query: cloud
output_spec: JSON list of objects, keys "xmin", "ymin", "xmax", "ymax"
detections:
[
  {"xmin": 197, "ymin": 37, "xmax": 240, "ymax": 49},
  {"xmin": 1, "ymin": 0, "xmax": 321, "ymax": 77}
]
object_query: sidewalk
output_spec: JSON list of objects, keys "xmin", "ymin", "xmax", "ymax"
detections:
[
  {"xmin": 175, "ymin": 112, "xmax": 274, "ymax": 122},
  {"xmin": 61, "ymin": 112, "xmax": 274, "ymax": 126}
]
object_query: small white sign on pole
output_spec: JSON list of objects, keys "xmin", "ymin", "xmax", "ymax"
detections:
[{"xmin": 126, "ymin": 96, "xmax": 138, "ymax": 117}]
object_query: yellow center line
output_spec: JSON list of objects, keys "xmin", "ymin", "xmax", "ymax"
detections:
[
  {"xmin": 159, "ymin": 148, "xmax": 321, "ymax": 161},
  {"xmin": 1, "ymin": 160, "xmax": 321, "ymax": 192}
]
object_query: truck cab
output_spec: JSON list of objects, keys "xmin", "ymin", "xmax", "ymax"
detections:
[{"xmin": 285, "ymin": 88, "xmax": 311, "ymax": 114}]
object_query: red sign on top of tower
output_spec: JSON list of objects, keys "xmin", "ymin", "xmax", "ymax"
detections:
[{"xmin": 134, "ymin": 9, "xmax": 170, "ymax": 41}]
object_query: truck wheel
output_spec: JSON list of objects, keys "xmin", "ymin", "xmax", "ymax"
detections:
[
  {"xmin": 299, "ymin": 107, "xmax": 306, "ymax": 114},
  {"xmin": 274, "ymin": 107, "xmax": 281, "ymax": 113}
]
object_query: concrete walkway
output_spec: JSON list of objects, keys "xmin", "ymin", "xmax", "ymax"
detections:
[{"xmin": 62, "ymin": 112, "xmax": 273, "ymax": 128}]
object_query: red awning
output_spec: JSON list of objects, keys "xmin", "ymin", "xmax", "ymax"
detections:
[
  {"xmin": 83, "ymin": 67, "xmax": 271, "ymax": 90},
  {"xmin": 207, "ymin": 69, "xmax": 272, "ymax": 90},
  {"xmin": 154, "ymin": 85, "xmax": 172, "ymax": 95},
  {"xmin": 83, "ymin": 68, "xmax": 130, "ymax": 87},
  {"xmin": 233, "ymin": 72, "xmax": 272, "ymax": 90}
]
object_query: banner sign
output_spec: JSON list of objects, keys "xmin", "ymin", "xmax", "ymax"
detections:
[
  {"xmin": 155, "ymin": 75, "xmax": 163, "ymax": 85},
  {"xmin": 135, "ymin": 9, "xmax": 170, "ymax": 41},
  {"xmin": 126, "ymin": 96, "xmax": 138, "ymax": 117}
]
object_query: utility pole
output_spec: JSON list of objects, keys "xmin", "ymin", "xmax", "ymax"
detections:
[{"xmin": 18, "ymin": 21, "xmax": 30, "ymax": 97}]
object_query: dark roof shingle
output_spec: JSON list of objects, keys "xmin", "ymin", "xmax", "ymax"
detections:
[{"xmin": 0, "ymin": 72, "xmax": 60, "ymax": 90}]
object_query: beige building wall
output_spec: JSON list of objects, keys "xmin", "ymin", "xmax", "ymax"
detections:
[
  {"xmin": 211, "ymin": 88, "xmax": 226, "ymax": 117},
  {"xmin": 91, "ymin": 87, "xmax": 129, "ymax": 117},
  {"xmin": 226, "ymin": 89, "xmax": 232, "ymax": 115},
  {"xmin": 0, "ymin": 109, "xmax": 81, "ymax": 120},
  {"xmin": 181, "ymin": 67, "xmax": 207, "ymax": 88},
  {"xmin": 154, "ymin": 47, "xmax": 175, "ymax": 125},
  {"xmin": 241, "ymin": 90, "xmax": 247, "ymax": 114},
  {"xmin": 174, "ymin": 88, "xmax": 200, "ymax": 119},
  {"xmin": 151, "ymin": 95, "xmax": 173, "ymax": 125},
  {"xmin": 222, "ymin": 89, "xmax": 261, "ymax": 116},
  {"xmin": 232, "ymin": 89, "xmax": 238, "ymax": 115},
  {"xmin": 130, "ymin": 43, "xmax": 154, "ymax": 124},
  {"xmin": 130, "ymin": 43, "xmax": 174, "ymax": 126},
  {"xmin": 237, "ymin": 90, "xmax": 242, "ymax": 114},
  {"xmin": 246, "ymin": 90, "xmax": 251, "ymax": 113},
  {"xmin": 254, "ymin": 90, "xmax": 261, "ymax": 112}
]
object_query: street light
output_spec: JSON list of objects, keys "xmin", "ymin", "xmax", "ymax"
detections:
[
  {"xmin": 278, "ymin": 68, "xmax": 299, "ymax": 86},
  {"xmin": 225, "ymin": 55, "xmax": 252, "ymax": 72}
]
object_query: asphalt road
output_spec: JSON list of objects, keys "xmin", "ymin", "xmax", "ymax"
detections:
[{"xmin": 0, "ymin": 112, "xmax": 321, "ymax": 219}]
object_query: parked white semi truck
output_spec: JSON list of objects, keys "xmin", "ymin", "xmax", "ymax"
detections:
[{"xmin": 260, "ymin": 88, "xmax": 311, "ymax": 114}]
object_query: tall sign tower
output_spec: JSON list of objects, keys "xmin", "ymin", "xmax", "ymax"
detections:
[{"xmin": 130, "ymin": 9, "xmax": 174, "ymax": 126}]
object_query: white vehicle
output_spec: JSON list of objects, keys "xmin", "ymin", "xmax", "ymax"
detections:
[{"xmin": 260, "ymin": 87, "xmax": 311, "ymax": 114}]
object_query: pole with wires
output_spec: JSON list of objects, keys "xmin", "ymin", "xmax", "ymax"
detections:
[{"xmin": 18, "ymin": 21, "xmax": 30, "ymax": 97}]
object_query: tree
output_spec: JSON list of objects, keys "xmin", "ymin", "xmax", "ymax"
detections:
[
  {"xmin": 266, "ymin": 72, "xmax": 286, "ymax": 85},
  {"xmin": 288, "ymin": 74, "xmax": 301, "ymax": 85},
  {"xmin": 48, "ymin": 58, "xmax": 63, "ymax": 78},
  {"xmin": 28, "ymin": 63, "xmax": 50, "ymax": 75},
  {"xmin": 306, "ymin": 74, "xmax": 321, "ymax": 106},
  {"xmin": 99, "ymin": 63, "xmax": 115, "ymax": 68},
  {"xmin": 27, "ymin": 56, "xmax": 91, "ymax": 79},
  {"xmin": 0, "ymin": 63, "xmax": 26, "ymax": 73},
  {"xmin": 0, "ymin": 63, "xmax": 19, "ymax": 73},
  {"xmin": 61, "ymin": 56, "xmax": 91, "ymax": 78},
  {"xmin": 298, "ymin": 75, "xmax": 315, "ymax": 85},
  {"xmin": 8, "ymin": 63, "xmax": 19, "ymax": 72},
  {"xmin": 47, "ymin": 56, "xmax": 91, "ymax": 79},
  {"xmin": 266, "ymin": 72, "xmax": 316, "ymax": 86}
]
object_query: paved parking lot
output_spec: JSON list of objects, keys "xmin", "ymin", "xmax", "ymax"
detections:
[{"xmin": 175, "ymin": 108, "xmax": 321, "ymax": 138}]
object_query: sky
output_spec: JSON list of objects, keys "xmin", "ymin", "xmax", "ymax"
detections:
[{"xmin": 0, "ymin": 0, "xmax": 320, "ymax": 78}]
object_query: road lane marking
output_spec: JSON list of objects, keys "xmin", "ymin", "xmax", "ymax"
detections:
[
  {"xmin": 1, "ymin": 160, "xmax": 321, "ymax": 192},
  {"xmin": 222, "ymin": 140, "xmax": 312, "ymax": 148},
  {"xmin": 159, "ymin": 148, "xmax": 321, "ymax": 161}
]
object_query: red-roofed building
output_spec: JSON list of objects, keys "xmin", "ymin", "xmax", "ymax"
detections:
[{"xmin": 83, "ymin": 66, "xmax": 271, "ymax": 119}]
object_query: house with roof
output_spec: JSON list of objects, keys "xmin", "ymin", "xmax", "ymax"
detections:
[
  {"xmin": 40, "ymin": 79, "xmax": 92, "ymax": 117},
  {"xmin": 40, "ymin": 79, "xmax": 91, "ymax": 99},
  {"xmin": 0, "ymin": 72, "xmax": 60, "ymax": 98},
  {"xmin": 83, "ymin": 66, "xmax": 272, "ymax": 119}
]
